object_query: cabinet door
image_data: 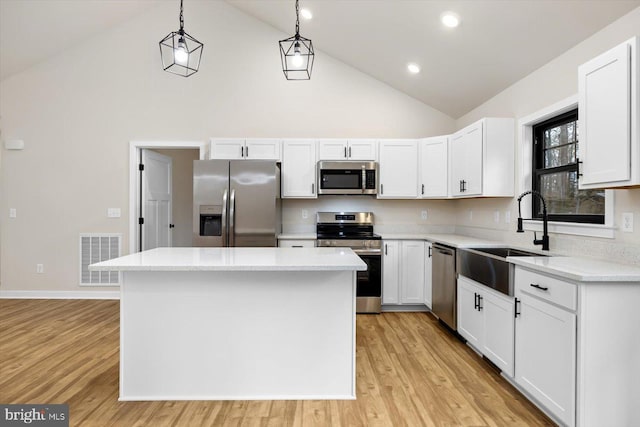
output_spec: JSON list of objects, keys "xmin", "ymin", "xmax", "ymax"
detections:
[
  {"xmin": 515, "ymin": 294, "xmax": 576, "ymax": 427},
  {"xmin": 318, "ymin": 139, "xmax": 348, "ymax": 160},
  {"xmin": 482, "ymin": 291, "xmax": 515, "ymax": 377},
  {"xmin": 382, "ymin": 241, "xmax": 400, "ymax": 304},
  {"xmin": 419, "ymin": 136, "xmax": 448, "ymax": 198},
  {"xmin": 245, "ymin": 139, "xmax": 281, "ymax": 161},
  {"xmin": 400, "ymin": 241, "xmax": 425, "ymax": 304},
  {"xmin": 378, "ymin": 140, "xmax": 419, "ymax": 198},
  {"xmin": 578, "ymin": 39, "xmax": 633, "ymax": 187},
  {"xmin": 348, "ymin": 140, "xmax": 377, "ymax": 161},
  {"xmin": 457, "ymin": 277, "xmax": 483, "ymax": 349},
  {"xmin": 424, "ymin": 242, "xmax": 433, "ymax": 308},
  {"xmin": 210, "ymin": 139, "xmax": 244, "ymax": 159},
  {"xmin": 450, "ymin": 123, "xmax": 482, "ymax": 196},
  {"xmin": 282, "ymin": 140, "xmax": 317, "ymax": 198}
]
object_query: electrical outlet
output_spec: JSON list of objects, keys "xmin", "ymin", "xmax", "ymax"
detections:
[
  {"xmin": 301, "ymin": 209, "xmax": 308, "ymax": 219},
  {"xmin": 494, "ymin": 210, "xmax": 500, "ymax": 223},
  {"xmin": 36, "ymin": 264, "xmax": 44, "ymax": 274},
  {"xmin": 9, "ymin": 208, "xmax": 16, "ymax": 218},
  {"xmin": 505, "ymin": 211, "xmax": 511, "ymax": 224},
  {"xmin": 107, "ymin": 208, "xmax": 121, "ymax": 218},
  {"xmin": 421, "ymin": 210, "xmax": 428, "ymax": 220},
  {"xmin": 622, "ymin": 212, "xmax": 634, "ymax": 232}
]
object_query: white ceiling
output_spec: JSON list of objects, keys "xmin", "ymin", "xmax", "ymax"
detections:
[{"xmin": 1, "ymin": 0, "xmax": 639, "ymax": 118}]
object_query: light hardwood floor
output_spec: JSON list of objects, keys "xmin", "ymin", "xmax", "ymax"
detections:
[{"xmin": 0, "ymin": 299, "xmax": 553, "ymax": 426}]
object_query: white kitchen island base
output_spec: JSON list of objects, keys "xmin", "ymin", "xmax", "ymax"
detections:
[{"xmin": 91, "ymin": 247, "xmax": 365, "ymax": 401}]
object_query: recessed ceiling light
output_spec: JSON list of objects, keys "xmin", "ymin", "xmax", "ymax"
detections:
[
  {"xmin": 407, "ymin": 63, "xmax": 421, "ymax": 74},
  {"xmin": 300, "ymin": 8, "xmax": 313, "ymax": 20},
  {"xmin": 441, "ymin": 12, "xmax": 460, "ymax": 28}
]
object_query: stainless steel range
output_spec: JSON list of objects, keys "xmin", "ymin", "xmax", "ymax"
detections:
[{"xmin": 316, "ymin": 212, "xmax": 382, "ymax": 314}]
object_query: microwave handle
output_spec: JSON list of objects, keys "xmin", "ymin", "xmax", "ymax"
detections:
[{"xmin": 362, "ymin": 169, "xmax": 366, "ymax": 192}]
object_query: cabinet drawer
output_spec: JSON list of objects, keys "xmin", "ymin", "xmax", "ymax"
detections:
[
  {"xmin": 278, "ymin": 239, "xmax": 315, "ymax": 248},
  {"xmin": 515, "ymin": 268, "xmax": 577, "ymax": 311}
]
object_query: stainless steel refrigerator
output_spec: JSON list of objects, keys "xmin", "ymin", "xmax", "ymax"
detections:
[{"xmin": 193, "ymin": 160, "xmax": 281, "ymax": 247}]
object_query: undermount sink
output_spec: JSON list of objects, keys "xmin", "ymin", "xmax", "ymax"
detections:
[
  {"xmin": 458, "ymin": 247, "xmax": 548, "ymax": 296},
  {"xmin": 468, "ymin": 246, "xmax": 546, "ymax": 259}
]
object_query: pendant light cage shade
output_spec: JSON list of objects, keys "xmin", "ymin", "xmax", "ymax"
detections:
[
  {"xmin": 279, "ymin": 35, "xmax": 314, "ymax": 80},
  {"xmin": 159, "ymin": 30, "xmax": 203, "ymax": 77}
]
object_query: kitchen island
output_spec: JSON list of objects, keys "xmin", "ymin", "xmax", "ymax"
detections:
[{"xmin": 90, "ymin": 247, "xmax": 366, "ymax": 401}]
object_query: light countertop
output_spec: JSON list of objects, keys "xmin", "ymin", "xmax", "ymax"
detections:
[
  {"xmin": 507, "ymin": 256, "xmax": 640, "ymax": 282},
  {"xmin": 380, "ymin": 233, "xmax": 505, "ymax": 248},
  {"xmin": 90, "ymin": 247, "xmax": 367, "ymax": 272},
  {"xmin": 277, "ymin": 233, "xmax": 317, "ymax": 240}
]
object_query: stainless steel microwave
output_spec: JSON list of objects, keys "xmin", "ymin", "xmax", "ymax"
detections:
[{"xmin": 317, "ymin": 161, "xmax": 378, "ymax": 195}]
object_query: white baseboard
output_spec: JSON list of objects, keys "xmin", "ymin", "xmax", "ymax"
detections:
[{"xmin": 0, "ymin": 290, "xmax": 120, "ymax": 300}]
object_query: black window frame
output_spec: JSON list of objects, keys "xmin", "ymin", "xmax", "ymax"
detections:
[{"xmin": 532, "ymin": 109, "xmax": 605, "ymax": 224}]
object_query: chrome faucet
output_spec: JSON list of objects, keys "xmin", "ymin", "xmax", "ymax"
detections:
[{"xmin": 516, "ymin": 190, "xmax": 550, "ymax": 251}]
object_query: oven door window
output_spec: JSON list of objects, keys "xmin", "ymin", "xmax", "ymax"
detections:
[
  {"xmin": 356, "ymin": 254, "xmax": 382, "ymax": 297},
  {"xmin": 320, "ymin": 170, "xmax": 362, "ymax": 190}
]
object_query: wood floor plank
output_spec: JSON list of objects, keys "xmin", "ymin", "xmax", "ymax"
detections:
[{"xmin": 0, "ymin": 299, "xmax": 554, "ymax": 426}]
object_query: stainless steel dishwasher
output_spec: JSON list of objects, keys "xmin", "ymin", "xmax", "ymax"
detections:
[{"xmin": 431, "ymin": 243, "xmax": 457, "ymax": 330}]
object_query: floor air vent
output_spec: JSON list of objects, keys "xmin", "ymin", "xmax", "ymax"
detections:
[{"xmin": 80, "ymin": 234, "xmax": 121, "ymax": 285}]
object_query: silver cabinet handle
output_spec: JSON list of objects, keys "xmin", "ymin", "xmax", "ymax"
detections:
[{"xmin": 229, "ymin": 189, "xmax": 236, "ymax": 247}]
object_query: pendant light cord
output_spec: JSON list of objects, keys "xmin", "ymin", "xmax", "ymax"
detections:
[
  {"xmin": 179, "ymin": 0, "xmax": 184, "ymax": 33},
  {"xmin": 295, "ymin": 0, "xmax": 300, "ymax": 37}
]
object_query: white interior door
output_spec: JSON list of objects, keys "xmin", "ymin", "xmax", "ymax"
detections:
[{"xmin": 141, "ymin": 149, "xmax": 173, "ymax": 251}]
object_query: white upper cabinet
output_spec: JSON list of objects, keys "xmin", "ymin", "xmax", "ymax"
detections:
[
  {"xmin": 419, "ymin": 136, "xmax": 449, "ymax": 198},
  {"xmin": 210, "ymin": 138, "xmax": 244, "ymax": 160},
  {"xmin": 318, "ymin": 139, "xmax": 377, "ymax": 161},
  {"xmin": 210, "ymin": 138, "xmax": 281, "ymax": 161},
  {"xmin": 449, "ymin": 118, "xmax": 514, "ymax": 198},
  {"xmin": 578, "ymin": 36, "xmax": 639, "ymax": 189},
  {"xmin": 281, "ymin": 139, "xmax": 317, "ymax": 198},
  {"xmin": 378, "ymin": 139, "xmax": 419, "ymax": 199}
]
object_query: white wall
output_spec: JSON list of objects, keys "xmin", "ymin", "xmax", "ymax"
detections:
[
  {"xmin": 0, "ymin": 1, "xmax": 455, "ymax": 291},
  {"xmin": 453, "ymin": 7, "xmax": 640, "ymax": 262}
]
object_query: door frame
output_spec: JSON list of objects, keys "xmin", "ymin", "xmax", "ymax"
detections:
[{"xmin": 129, "ymin": 141, "xmax": 208, "ymax": 254}]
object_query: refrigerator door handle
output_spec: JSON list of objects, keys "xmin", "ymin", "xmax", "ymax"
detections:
[
  {"xmin": 221, "ymin": 189, "xmax": 228, "ymax": 247},
  {"xmin": 229, "ymin": 189, "xmax": 236, "ymax": 247}
]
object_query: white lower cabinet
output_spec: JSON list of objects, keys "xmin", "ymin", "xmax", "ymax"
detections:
[
  {"xmin": 457, "ymin": 276, "xmax": 514, "ymax": 377},
  {"xmin": 382, "ymin": 240, "xmax": 425, "ymax": 307},
  {"xmin": 424, "ymin": 242, "xmax": 433, "ymax": 308},
  {"xmin": 277, "ymin": 239, "xmax": 315, "ymax": 248},
  {"xmin": 515, "ymin": 286, "xmax": 576, "ymax": 427}
]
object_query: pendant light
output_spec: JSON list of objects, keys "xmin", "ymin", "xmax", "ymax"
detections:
[
  {"xmin": 159, "ymin": 0, "xmax": 203, "ymax": 77},
  {"xmin": 279, "ymin": 0, "xmax": 315, "ymax": 80}
]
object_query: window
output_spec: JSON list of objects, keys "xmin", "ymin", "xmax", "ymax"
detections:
[{"xmin": 532, "ymin": 109, "xmax": 605, "ymax": 224}]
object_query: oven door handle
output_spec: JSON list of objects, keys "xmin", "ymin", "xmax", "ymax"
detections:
[{"xmin": 353, "ymin": 249, "xmax": 382, "ymax": 256}]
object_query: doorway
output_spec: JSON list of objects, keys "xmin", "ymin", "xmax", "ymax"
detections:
[{"xmin": 129, "ymin": 141, "xmax": 207, "ymax": 254}]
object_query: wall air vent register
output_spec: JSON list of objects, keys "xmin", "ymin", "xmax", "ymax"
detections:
[{"xmin": 80, "ymin": 234, "xmax": 121, "ymax": 285}]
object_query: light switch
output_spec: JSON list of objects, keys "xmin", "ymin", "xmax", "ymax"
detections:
[
  {"xmin": 107, "ymin": 208, "xmax": 121, "ymax": 218},
  {"xmin": 9, "ymin": 208, "xmax": 16, "ymax": 218}
]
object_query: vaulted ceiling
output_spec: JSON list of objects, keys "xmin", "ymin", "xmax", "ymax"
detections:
[{"xmin": 1, "ymin": 0, "xmax": 639, "ymax": 118}]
